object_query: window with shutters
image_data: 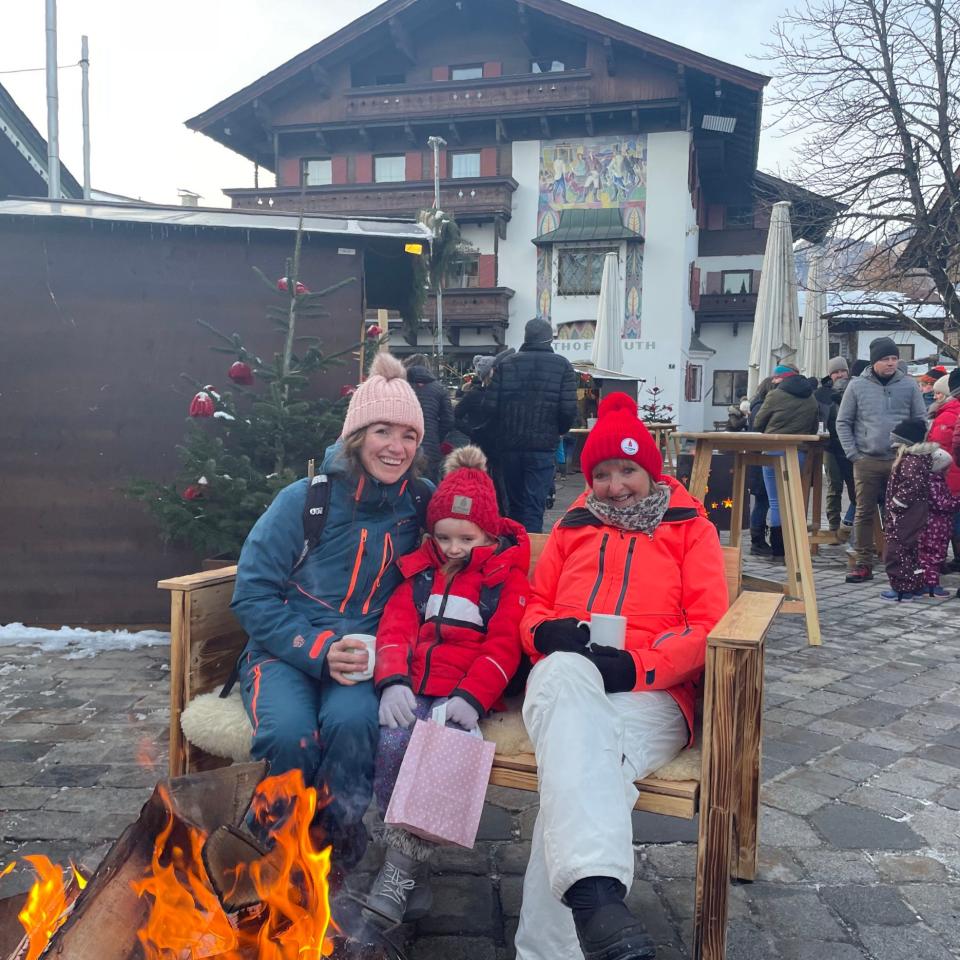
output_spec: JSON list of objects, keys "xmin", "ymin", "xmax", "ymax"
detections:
[
  {"xmin": 451, "ymin": 64, "xmax": 484, "ymax": 81},
  {"xmin": 725, "ymin": 205, "xmax": 754, "ymax": 229},
  {"xmin": 721, "ymin": 270, "xmax": 753, "ymax": 294},
  {"xmin": 557, "ymin": 247, "xmax": 616, "ymax": 296},
  {"xmin": 712, "ymin": 370, "xmax": 749, "ymax": 406},
  {"xmin": 374, "ymin": 155, "xmax": 406, "ymax": 183},
  {"xmin": 450, "ymin": 152, "xmax": 481, "ymax": 179},
  {"xmin": 302, "ymin": 159, "xmax": 332, "ymax": 186},
  {"xmin": 685, "ymin": 364, "xmax": 703, "ymax": 402}
]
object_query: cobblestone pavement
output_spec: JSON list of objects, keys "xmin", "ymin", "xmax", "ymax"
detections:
[{"xmin": 2, "ymin": 470, "xmax": 960, "ymax": 959}]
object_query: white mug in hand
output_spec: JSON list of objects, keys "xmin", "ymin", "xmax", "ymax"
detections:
[
  {"xmin": 577, "ymin": 613, "xmax": 627, "ymax": 650},
  {"xmin": 343, "ymin": 633, "xmax": 376, "ymax": 681}
]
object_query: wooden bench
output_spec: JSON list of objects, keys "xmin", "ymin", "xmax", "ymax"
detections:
[{"xmin": 160, "ymin": 538, "xmax": 780, "ymax": 960}]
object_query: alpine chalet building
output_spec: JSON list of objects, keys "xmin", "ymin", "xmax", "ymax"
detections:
[{"xmin": 187, "ymin": 0, "xmax": 837, "ymax": 430}]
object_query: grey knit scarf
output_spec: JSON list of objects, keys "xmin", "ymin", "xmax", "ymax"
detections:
[{"xmin": 585, "ymin": 483, "xmax": 671, "ymax": 533}]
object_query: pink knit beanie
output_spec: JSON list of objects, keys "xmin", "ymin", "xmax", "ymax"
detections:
[{"xmin": 340, "ymin": 352, "xmax": 424, "ymax": 442}]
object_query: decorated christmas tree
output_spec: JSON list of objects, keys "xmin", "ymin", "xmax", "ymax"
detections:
[
  {"xmin": 128, "ymin": 228, "xmax": 373, "ymax": 560},
  {"xmin": 639, "ymin": 383, "xmax": 675, "ymax": 424}
]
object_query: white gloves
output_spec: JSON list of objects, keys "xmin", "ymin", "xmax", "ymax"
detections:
[
  {"xmin": 379, "ymin": 684, "xmax": 417, "ymax": 729},
  {"xmin": 444, "ymin": 696, "xmax": 480, "ymax": 731}
]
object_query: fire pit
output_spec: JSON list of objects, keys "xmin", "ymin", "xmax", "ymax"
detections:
[{"xmin": 1, "ymin": 763, "xmax": 404, "ymax": 960}]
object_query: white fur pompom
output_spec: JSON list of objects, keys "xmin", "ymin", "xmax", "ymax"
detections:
[{"xmin": 180, "ymin": 686, "xmax": 253, "ymax": 762}]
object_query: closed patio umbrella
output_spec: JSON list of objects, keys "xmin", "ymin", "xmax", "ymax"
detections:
[
  {"xmin": 592, "ymin": 251, "xmax": 624, "ymax": 373},
  {"xmin": 748, "ymin": 201, "xmax": 800, "ymax": 396},
  {"xmin": 796, "ymin": 248, "xmax": 829, "ymax": 379}
]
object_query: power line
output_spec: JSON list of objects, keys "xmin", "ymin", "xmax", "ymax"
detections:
[{"xmin": 0, "ymin": 62, "xmax": 80, "ymax": 76}]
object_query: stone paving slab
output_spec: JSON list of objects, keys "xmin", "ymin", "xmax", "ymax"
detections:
[{"xmin": 1, "ymin": 475, "xmax": 959, "ymax": 958}]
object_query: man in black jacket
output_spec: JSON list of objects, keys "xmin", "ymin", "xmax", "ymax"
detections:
[{"xmin": 483, "ymin": 319, "xmax": 578, "ymax": 532}]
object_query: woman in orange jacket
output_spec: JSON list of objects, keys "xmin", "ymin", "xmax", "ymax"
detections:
[{"xmin": 513, "ymin": 393, "xmax": 728, "ymax": 960}]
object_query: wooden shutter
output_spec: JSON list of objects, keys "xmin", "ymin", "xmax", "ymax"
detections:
[
  {"xmin": 706, "ymin": 204, "xmax": 725, "ymax": 231},
  {"xmin": 278, "ymin": 156, "xmax": 301, "ymax": 188},
  {"xmin": 479, "ymin": 147, "xmax": 498, "ymax": 177},
  {"xmin": 355, "ymin": 153, "xmax": 373, "ymax": 184},
  {"xmin": 705, "ymin": 272, "xmax": 722, "ymax": 295},
  {"xmin": 432, "ymin": 66, "xmax": 450, "ymax": 81},
  {"xmin": 478, "ymin": 254, "xmax": 497, "ymax": 288},
  {"xmin": 331, "ymin": 156, "xmax": 348, "ymax": 185},
  {"xmin": 405, "ymin": 152, "xmax": 422, "ymax": 181},
  {"xmin": 689, "ymin": 263, "xmax": 701, "ymax": 310},
  {"xmin": 482, "ymin": 61, "xmax": 502, "ymax": 78},
  {"xmin": 752, "ymin": 270, "xmax": 762, "ymax": 291}
]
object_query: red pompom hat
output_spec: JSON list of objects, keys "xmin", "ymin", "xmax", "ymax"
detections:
[
  {"xmin": 580, "ymin": 393, "xmax": 662, "ymax": 485},
  {"xmin": 426, "ymin": 446, "xmax": 502, "ymax": 539}
]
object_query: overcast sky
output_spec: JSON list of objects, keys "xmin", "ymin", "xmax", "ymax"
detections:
[{"xmin": 1, "ymin": 0, "xmax": 798, "ymax": 206}]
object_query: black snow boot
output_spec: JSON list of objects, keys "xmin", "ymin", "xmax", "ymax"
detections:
[
  {"xmin": 769, "ymin": 526, "xmax": 785, "ymax": 563},
  {"xmin": 750, "ymin": 528, "xmax": 772, "ymax": 556},
  {"xmin": 566, "ymin": 877, "xmax": 656, "ymax": 960}
]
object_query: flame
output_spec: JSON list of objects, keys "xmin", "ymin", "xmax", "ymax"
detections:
[
  {"xmin": 131, "ymin": 787, "xmax": 240, "ymax": 959},
  {"xmin": 132, "ymin": 770, "xmax": 334, "ymax": 959},
  {"xmin": 1, "ymin": 772, "xmax": 334, "ymax": 959},
  {"xmin": 16, "ymin": 855, "xmax": 75, "ymax": 960}
]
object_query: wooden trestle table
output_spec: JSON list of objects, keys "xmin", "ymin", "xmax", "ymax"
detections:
[{"xmin": 678, "ymin": 432, "xmax": 830, "ymax": 646}]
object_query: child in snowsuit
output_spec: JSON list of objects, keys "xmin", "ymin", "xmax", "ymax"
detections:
[
  {"xmin": 882, "ymin": 418, "xmax": 957, "ymax": 601},
  {"xmin": 363, "ymin": 445, "xmax": 530, "ymax": 925}
]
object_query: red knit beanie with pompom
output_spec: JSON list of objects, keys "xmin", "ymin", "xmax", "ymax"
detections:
[
  {"xmin": 580, "ymin": 393, "xmax": 662, "ymax": 485},
  {"xmin": 426, "ymin": 445, "xmax": 502, "ymax": 539}
]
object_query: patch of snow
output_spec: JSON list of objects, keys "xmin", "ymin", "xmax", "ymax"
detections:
[{"xmin": 0, "ymin": 623, "xmax": 170, "ymax": 659}]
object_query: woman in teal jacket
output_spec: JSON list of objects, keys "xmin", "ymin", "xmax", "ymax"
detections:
[{"xmin": 231, "ymin": 353, "xmax": 430, "ymax": 873}]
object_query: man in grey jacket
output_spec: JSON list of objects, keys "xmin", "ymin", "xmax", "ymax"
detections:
[{"xmin": 836, "ymin": 337, "xmax": 926, "ymax": 582}]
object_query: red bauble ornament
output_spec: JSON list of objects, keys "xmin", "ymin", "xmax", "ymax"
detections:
[
  {"xmin": 228, "ymin": 361, "xmax": 254, "ymax": 385},
  {"xmin": 366, "ymin": 324, "xmax": 383, "ymax": 338},
  {"xmin": 339, "ymin": 384, "xmax": 357, "ymax": 398},
  {"xmin": 277, "ymin": 277, "xmax": 309, "ymax": 295},
  {"xmin": 189, "ymin": 391, "xmax": 215, "ymax": 417},
  {"xmin": 182, "ymin": 484, "xmax": 204, "ymax": 501}
]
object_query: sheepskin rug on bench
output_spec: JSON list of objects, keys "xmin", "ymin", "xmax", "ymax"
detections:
[{"xmin": 180, "ymin": 687, "xmax": 701, "ymax": 782}]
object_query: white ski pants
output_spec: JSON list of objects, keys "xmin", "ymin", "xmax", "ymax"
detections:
[{"xmin": 514, "ymin": 653, "xmax": 688, "ymax": 960}]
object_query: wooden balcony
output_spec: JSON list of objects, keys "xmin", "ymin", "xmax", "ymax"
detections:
[
  {"xmin": 343, "ymin": 70, "xmax": 593, "ymax": 121},
  {"xmin": 226, "ymin": 177, "xmax": 517, "ymax": 224},
  {"xmin": 424, "ymin": 286, "xmax": 514, "ymax": 346},
  {"xmin": 696, "ymin": 291, "xmax": 758, "ymax": 321}
]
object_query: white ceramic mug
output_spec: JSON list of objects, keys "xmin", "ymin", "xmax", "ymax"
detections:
[
  {"xmin": 343, "ymin": 633, "xmax": 376, "ymax": 681},
  {"xmin": 577, "ymin": 613, "xmax": 626, "ymax": 650}
]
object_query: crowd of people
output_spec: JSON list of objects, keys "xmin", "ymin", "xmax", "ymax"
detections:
[{"xmin": 731, "ymin": 335, "xmax": 960, "ymax": 602}]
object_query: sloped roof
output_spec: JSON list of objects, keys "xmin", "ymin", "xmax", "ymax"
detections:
[
  {"xmin": 0, "ymin": 197, "xmax": 433, "ymax": 241},
  {"xmin": 186, "ymin": 0, "xmax": 768, "ymax": 133},
  {"xmin": 0, "ymin": 80, "xmax": 82, "ymax": 199},
  {"xmin": 533, "ymin": 208, "xmax": 643, "ymax": 245}
]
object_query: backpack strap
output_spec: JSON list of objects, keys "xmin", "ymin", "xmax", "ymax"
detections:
[
  {"xmin": 294, "ymin": 474, "xmax": 332, "ymax": 573},
  {"xmin": 409, "ymin": 477, "xmax": 431, "ymax": 531}
]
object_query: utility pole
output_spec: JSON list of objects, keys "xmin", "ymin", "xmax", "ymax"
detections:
[
  {"xmin": 45, "ymin": 0, "xmax": 61, "ymax": 199},
  {"xmin": 427, "ymin": 135, "xmax": 447, "ymax": 363},
  {"xmin": 81, "ymin": 35, "xmax": 91, "ymax": 200}
]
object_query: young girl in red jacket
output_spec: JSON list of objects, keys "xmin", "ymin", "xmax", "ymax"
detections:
[{"xmin": 362, "ymin": 445, "xmax": 529, "ymax": 925}]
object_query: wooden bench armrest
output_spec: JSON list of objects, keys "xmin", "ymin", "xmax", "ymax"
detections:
[
  {"xmin": 707, "ymin": 590, "xmax": 782, "ymax": 650},
  {"xmin": 158, "ymin": 566, "xmax": 238, "ymax": 592}
]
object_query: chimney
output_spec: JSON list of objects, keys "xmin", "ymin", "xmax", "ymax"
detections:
[{"xmin": 177, "ymin": 188, "xmax": 201, "ymax": 207}]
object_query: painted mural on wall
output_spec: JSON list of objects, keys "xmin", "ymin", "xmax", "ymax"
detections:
[{"xmin": 536, "ymin": 135, "xmax": 647, "ymax": 338}]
